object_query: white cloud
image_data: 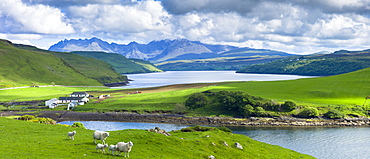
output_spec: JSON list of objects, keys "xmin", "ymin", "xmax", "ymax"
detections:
[
  {"xmin": 68, "ymin": 1, "xmax": 170, "ymax": 34},
  {"xmin": 2, "ymin": 0, "xmax": 370, "ymax": 54},
  {"xmin": 0, "ymin": 0, "xmax": 74, "ymax": 34}
]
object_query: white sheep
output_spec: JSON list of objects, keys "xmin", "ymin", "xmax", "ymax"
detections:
[
  {"xmin": 96, "ymin": 143, "xmax": 108, "ymax": 153},
  {"xmin": 67, "ymin": 131, "xmax": 76, "ymax": 140},
  {"xmin": 93, "ymin": 130, "xmax": 110, "ymax": 144},
  {"xmin": 108, "ymin": 144, "xmax": 118, "ymax": 155},
  {"xmin": 116, "ymin": 141, "xmax": 134, "ymax": 157}
]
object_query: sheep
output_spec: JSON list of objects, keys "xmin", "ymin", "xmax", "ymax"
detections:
[
  {"xmin": 67, "ymin": 131, "xmax": 76, "ymax": 140},
  {"xmin": 96, "ymin": 143, "xmax": 108, "ymax": 153},
  {"xmin": 116, "ymin": 141, "xmax": 134, "ymax": 157},
  {"xmin": 93, "ymin": 130, "xmax": 109, "ymax": 144},
  {"xmin": 108, "ymin": 144, "xmax": 118, "ymax": 156}
]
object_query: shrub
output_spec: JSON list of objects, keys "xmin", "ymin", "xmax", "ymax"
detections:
[
  {"xmin": 298, "ymin": 107, "xmax": 319, "ymax": 118},
  {"xmin": 281, "ymin": 101, "xmax": 296, "ymax": 111},
  {"xmin": 71, "ymin": 122, "xmax": 86, "ymax": 129},
  {"xmin": 20, "ymin": 115, "xmax": 36, "ymax": 121},
  {"xmin": 241, "ymin": 105, "xmax": 254, "ymax": 117},
  {"xmin": 185, "ymin": 93, "xmax": 210, "ymax": 109},
  {"xmin": 324, "ymin": 109, "xmax": 345, "ymax": 119},
  {"xmin": 254, "ymin": 107, "xmax": 266, "ymax": 117}
]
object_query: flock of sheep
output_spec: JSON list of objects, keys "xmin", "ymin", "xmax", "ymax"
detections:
[{"xmin": 67, "ymin": 130, "xmax": 134, "ymax": 157}]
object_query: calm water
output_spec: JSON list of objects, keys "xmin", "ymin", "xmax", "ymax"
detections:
[
  {"xmin": 59, "ymin": 121, "xmax": 370, "ymax": 159},
  {"xmin": 118, "ymin": 71, "xmax": 313, "ymax": 88}
]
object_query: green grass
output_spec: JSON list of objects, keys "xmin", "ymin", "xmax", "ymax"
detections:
[
  {"xmin": 0, "ymin": 86, "xmax": 111, "ymax": 102},
  {"xmin": 0, "ymin": 40, "xmax": 102, "ymax": 87},
  {"xmin": 2, "ymin": 68, "xmax": 370, "ymax": 117},
  {"xmin": 0, "ymin": 117, "xmax": 313, "ymax": 158},
  {"xmin": 71, "ymin": 51, "xmax": 163, "ymax": 74}
]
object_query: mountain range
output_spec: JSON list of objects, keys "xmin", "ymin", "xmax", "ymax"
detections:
[{"xmin": 49, "ymin": 37, "xmax": 293, "ymax": 62}]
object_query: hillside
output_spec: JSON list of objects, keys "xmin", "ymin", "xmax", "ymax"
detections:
[
  {"xmin": 71, "ymin": 51, "xmax": 163, "ymax": 74},
  {"xmin": 0, "ymin": 117, "xmax": 313, "ymax": 158},
  {"xmin": 0, "ymin": 39, "xmax": 102, "ymax": 87},
  {"xmin": 237, "ymin": 50, "xmax": 370, "ymax": 76},
  {"xmin": 49, "ymin": 37, "xmax": 294, "ymax": 70},
  {"xmin": 50, "ymin": 52, "xmax": 127, "ymax": 84}
]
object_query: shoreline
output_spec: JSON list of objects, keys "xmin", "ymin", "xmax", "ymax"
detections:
[{"xmin": 4, "ymin": 110, "xmax": 370, "ymax": 127}]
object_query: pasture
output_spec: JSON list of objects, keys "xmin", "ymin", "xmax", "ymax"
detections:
[{"xmin": 0, "ymin": 117, "xmax": 313, "ymax": 158}]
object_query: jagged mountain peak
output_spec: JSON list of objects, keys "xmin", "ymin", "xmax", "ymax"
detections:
[{"xmin": 48, "ymin": 37, "xmax": 290, "ymax": 62}]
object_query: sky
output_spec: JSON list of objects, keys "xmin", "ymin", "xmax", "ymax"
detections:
[{"xmin": 1, "ymin": 0, "xmax": 370, "ymax": 54}]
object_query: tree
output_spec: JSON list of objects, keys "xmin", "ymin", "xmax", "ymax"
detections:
[
  {"xmin": 298, "ymin": 107, "xmax": 319, "ymax": 118},
  {"xmin": 2, "ymin": 101, "xmax": 14, "ymax": 110},
  {"xmin": 324, "ymin": 109, "xmax": 345, "ymax": 119},
  {"xmin": 185, "ymin": 93, "xmax": 210, "ymax": 109},
  {"xmin": 241, "ymin": 105, "xmax": 254, "ymax": 117},
  {"xmin": 281, "ymin": 101, "xmax": 296, "ymax": 111}
]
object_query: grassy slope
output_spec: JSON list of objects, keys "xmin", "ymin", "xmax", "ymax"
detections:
[
  {"xmin": 51, "ymin": 52, "xmax": 127, "ymax": 84},
  {"xmin": 130, "ymin": 58, "xmax": 163, "ymax": 73},
  {"xmin": 1, "ymin": 68, "xmax": 369, "ymax": 116},
  {"xmin": 0, "ymin": 117, "xmax": 313, "ymax": 158},
  {"xmin": 0, "ymin": 40, "xmax": 102, "ymax": 87},
  {"xmin": 216, "ymin": 68, "xmax": 370, "ymax": 106},
  {"xmin": 71, "ymin": 51, "xmax": 163, "ymax": 74},
  {"xmin": 237, "ymin": 52, "xmax": 370, "ymax": 76}
]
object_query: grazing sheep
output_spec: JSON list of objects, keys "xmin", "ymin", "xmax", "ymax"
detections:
[
  {"xmin": 108, "ymin": 144, "xmax": 118, "ymax": 156},
  {"xmin": 67, "ymin": 131, "xmax": 76, "ymax": 140},
  {"xmin": 116, "ymin": 141, "xmax": 134, "ymax": 157},
  {"xmin": 234, "ymin": 142, "xmax": 243, "ymax": 149},
  {"xmin": 93, "ymin": 131, "xmax": 110, "ymax": 144},
  {"xmin": 96, "ymin": 143, "xmax": 108, "ymax": 153}
]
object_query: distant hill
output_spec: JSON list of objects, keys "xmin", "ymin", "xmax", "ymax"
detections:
[
  {"xmin": 49, "ymin": 37, "xmax": 294, "ymax": 70},
  {"xmin": 71, "ymin": 51, "xmax": 163, "ymax": 74},
  {"xmin": 0, "ymin": 39, "xmax": 127, "ymax": 87},
  {"xmin": 236, "ymin": 49, "xmax": 370, "ymax": 76}
]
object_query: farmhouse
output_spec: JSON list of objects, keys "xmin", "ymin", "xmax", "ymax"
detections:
[
  {"xmin": 58, "ymin": 97, "xmax": 89, "ymax": 103},
  {"xmin": 70, "ymin": 92, "xmax": 90, "ymax": 97}
]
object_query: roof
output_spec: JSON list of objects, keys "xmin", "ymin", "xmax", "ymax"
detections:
[
  {"xmin": 59, "ymin": 97, "xmax": 84, "ymax": 100},
  {"xmin": 71, "ymin": 92, "xmax": 88, "ymax": 95}
]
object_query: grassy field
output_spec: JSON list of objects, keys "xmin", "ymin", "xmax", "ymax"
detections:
[
  {"xmin": 1, "ymin": 68, "xmax": 370, "ymax": 116},
  {"xmin": 0, "ymin": 117, "xmax": 313, "ymax": 158}
]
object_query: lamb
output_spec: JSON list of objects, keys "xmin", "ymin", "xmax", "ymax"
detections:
[
  {"xmin": 93, "ymin": 130, "xmax": 109, "ymax": 144},
  {"xmin": 67, "ymin": 131, "xmax": 76, "ymax": 140},
  {"xmin": 108, "ymin": 144, "xmax": 118, "ymax": 156},
  {"xmin": 116, "ymin": 141, "xmax": 134, "ymax": 157},
  {"xmin": 96, "ymin": 143, "xmax": 108, "ymax": 153}
]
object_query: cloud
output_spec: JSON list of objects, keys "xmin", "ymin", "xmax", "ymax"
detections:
[
  {"xmin": 67, "ymin": 1, "xmax": 171, "ymax": 37},
  {"xmin": 0, "ymin": 0, "xmax": 74, "ymax": 34},
  {"xmin": 2, "ymin": 0, "xmax": 370, "ymax": 54}
]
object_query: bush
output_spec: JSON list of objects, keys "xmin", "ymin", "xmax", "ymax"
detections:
[
  {"xmin": 71, "ymin": 122, "xmax": 86, "ymax": 129},
  {"xmin": 324, "ymin": 109, "xmax": 345, "ymax": 119},
  {"xmin": 298, "ymin": 107, "xmax": 319, "ymax": 118},
  {"xmin": 20, "ymin": 115, "xmax": 36, "ymax": 121},
  {"xmin": 241, "ymin": 105, "xmax": 254, "ymax": 117},
  {"xmin": 185, "ymin": 93, "xmax": 210, "ymax": 109},
  {"xmin": 281, "ymin": 101, "xmax": 296, "ymax": 111},
  {"xmin": 254, "ymin": 107, "xmax": 266, "ymax": 117}
]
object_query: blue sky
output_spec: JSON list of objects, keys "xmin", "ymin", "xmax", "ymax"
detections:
[{"xmin": 1, "ymin": 0, "xmax": 370, "ymax": 54}]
